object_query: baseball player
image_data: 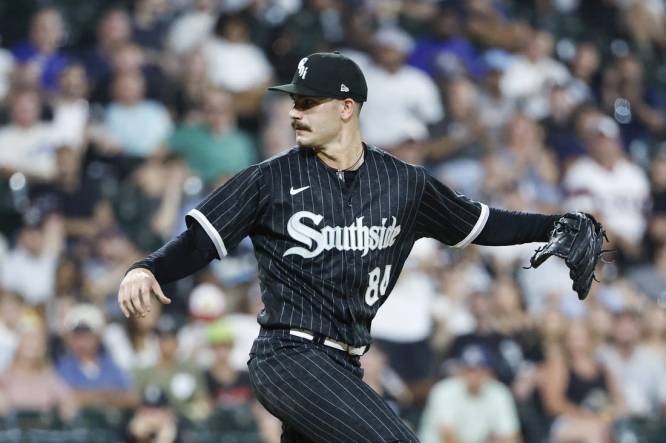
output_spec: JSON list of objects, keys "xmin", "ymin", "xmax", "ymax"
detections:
[{"xmin": 118, "ymin": 52, "xmax": 604, "ymax": 442}]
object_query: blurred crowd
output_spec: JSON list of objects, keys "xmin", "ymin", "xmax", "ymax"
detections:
[{"xmin": 0, "ymin": 0, "xmax": 665, "ymax": 442}]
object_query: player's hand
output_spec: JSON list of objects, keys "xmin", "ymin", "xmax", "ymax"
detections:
[{"xmin": 118, "ymin": 268, "xmax": 171, "ymax": 318}]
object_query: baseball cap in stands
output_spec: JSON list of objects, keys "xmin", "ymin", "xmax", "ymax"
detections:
[
  {"xmin": 458, "ymin": 345, "xmax": 492, "ymax": 369},
  {"xmin": 592, "ymin": 115, "xmax": 620, "ymax": 138},
  {"xmin": 64, "ymin": 304, "xmax": 105, "ymax": 334},
  {"xmin": 268, "ymin": 52, "xmax": 367, "ymax": 103},
  {"xmin": 141, "ymin": 384, "xmax": 169, "ymax": 408},
  {"xmin": 207, "ymin": 318, "xmax": 236, "ymax": 345},
  {"xmin": 373, "ymin": 27, "xmax": 415, "ymax": 55},
  {"xmin": 188, "ymin": 282, "xmax": 226, "ymax": 321}
]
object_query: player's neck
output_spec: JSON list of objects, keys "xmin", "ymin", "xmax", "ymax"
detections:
[{"xmin": 315, "ymin": 130, "xmax": 364, "ymax": 171}]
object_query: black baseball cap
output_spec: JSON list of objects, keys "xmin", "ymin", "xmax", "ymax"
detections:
[{"xmin": 268, "ymin": 52, "xmax": 367, "ymax": 103}]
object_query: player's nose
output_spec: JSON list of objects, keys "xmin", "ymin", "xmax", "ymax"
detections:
[{"xmin": 289, "ymin": 106, "xmax": 303, "ymax": 120}]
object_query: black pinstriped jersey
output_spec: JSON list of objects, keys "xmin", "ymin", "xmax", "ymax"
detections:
[{"xmin": 186, "ymin": 144, "xmax": 489, "ymax": 346}]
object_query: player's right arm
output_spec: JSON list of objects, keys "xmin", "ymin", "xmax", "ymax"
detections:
[
  {"xmin": 118, "ymin": 165, "xmax": 267, "ymax": 318},
  {"xmin": 118, "ymin": 222, "xmax": 218, "ymax": 318}
]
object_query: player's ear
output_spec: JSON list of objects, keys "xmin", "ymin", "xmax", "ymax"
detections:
[{"xmin": 340, "ymin": 98, "xmax": 355, "ymax": 121}]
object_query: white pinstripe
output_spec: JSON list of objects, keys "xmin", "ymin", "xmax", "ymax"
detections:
[
  {"xmin": 274, "ymin": 354, "xmax": 378, "ymax": 441},
  {"xmin": 299, "ymin": 350, "xmax": 417, "ymax": 441},
  {"xmin": 249, "ymin": 359, "xmax": 335, "ymax": 442}
]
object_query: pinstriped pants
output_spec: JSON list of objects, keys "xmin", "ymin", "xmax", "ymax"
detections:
[{"xmin": 247, "ymin": 329, "xmax": 419, "ymax": 443}]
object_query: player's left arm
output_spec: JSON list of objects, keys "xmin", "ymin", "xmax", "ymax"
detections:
[
  {"xmin": 415, "ymin": 171, "xmax": 559, "ymax": 247},
  {"xmin": 416, "ymin": 171, "xmax": 606, "ymax": 299}
]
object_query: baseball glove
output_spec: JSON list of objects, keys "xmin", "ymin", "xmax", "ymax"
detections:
[{"xmin": 528, "ymin": 212, "xmax": 607, "ymax": 300}]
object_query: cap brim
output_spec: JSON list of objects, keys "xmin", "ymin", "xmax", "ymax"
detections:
[{"xmin": 267, "ymin": 83, "xmax": 331, "ymax": 98}]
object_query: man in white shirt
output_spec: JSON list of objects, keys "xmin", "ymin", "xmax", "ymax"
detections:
[
  {"xmin": 500, "ymin": 30, "xmax": 570, "ymax": 120},
  {"xmin": 0, "ymin": 89, "xmax": 61, "ymax": 181},
  {"xmin": 563, "ymin": 115, "xmax": 650, "ymax": 252},
  {"xmin": 598, "ymin": 309, "xmax": 666, "ymax": 419},
  {"xmin": 419, "ymin": 345, "xmax": 521, "ymax": 443},
  {"xmin": 361, "ymin": 27, "xmax": 444, "ymax": 149},
  {"xmin": 1, "ymin": 211, "xmax": 63, "ymax": 306},
  {"xmin": 51, "ymin": 64, "xmax": 90, "ymax": 150}
]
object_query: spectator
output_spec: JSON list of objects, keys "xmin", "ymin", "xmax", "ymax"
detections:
[
  {"xmin": 441, "ymin": 291, "xmax": 522, "ymax": 386},
  {"xmin": 124, "ymin": 385, "xmax": 181, "ymax": 443},
  {"xmin": 202, "ymin": 12, "xmax": 272, "ymax": 115},
  {"xmin": 361, "ymin": 27, "xmax": 444, "ymax": 150},
  {"xmin": 169, "ymin": 48, "xmax": 210, "ymax": 121},
  {"xmin": 424, "ymin": 76, "xmax": 486, "ymax": 194},
  {"xmin": 463, "ymin": 0, "xmax": 531, "ymax": 52},
  {"xmin": 0, "ymin": 88, "xmax": 61, "ymax": 182},
  {"xmin": 90, "ymin": 42, "xmax": 176, "ymax": 106},
  {"xmin": 419, "ymin": 345, "xmax": 521, "ymax": 443},
  {"xmin": 601, "ymin": 53, "xmax": 666, "ymax": 150},
  {"xmin": 540, "ymin": 320, "xmax": 623, "ymax": 443},
  {"xmin": 82, "ymin": 8, "xmax": 132, "ymax": 90},
  {"xmin": 498, "ymin": 113, "xmax": 561, "ymax": 209},
  {"xmin": 372, "ymin": 239, "xmax": 438, "ymax": 405},
  {"xmin": 82, "ymin": 229, "xmax": 141, "ymax": 305},
  {"xmin": 0, "ymin": 291, "xmax": 25, "ymax": 374},
  {"xmin": 130, "ymin": 0, "xmax": 173, "ymax": 53},
  {"xmin": 407, "ymin": 6, "xmax": 484, "ymax": 79},
  {"xmin": 0, "ymin": 319, "xmax": 77, "ymax": 421},
  {"xmin": 613, "ymin": 0, "xmax": 666, "ymax": 53},
  {"xmin": 628, "ymin": 242, "xmax": 666, "ymax": 303},
  {"xmin": 0, "ymin": 45, "xmax": 14, "ymax": 101},
  {"xmin": 178, "ymin": 282, "xmax": 227, "ymax": 367},
  {"xmin": 542, "ymin": 85, "xmax": 587, "ymax": 164},
  {"xmin": 205, "ymin": 314, "xmax": 280, "ymax": 442},
  {"xmin": 643, "ymin": 306, "xmax": 666, "ymax": 360},
  {"xmin": 477, "ymin": 51, "xmax": 516, "ymax": 150},
  {"xmin": 105, "ymin": 296, "xmax": 162, "ymax": 372},
  {"xmin": 167, "ymin": 0, "xmax": 217, "ymax": 55},
  {"xmin": 563, "ymin": 114, "xmax": 650, "ymax": 257},
  {"xmin": 134, "ymin": 314, "xmax": 209, "ymax": 422},
  {"xmin": 647, "ymin": 151, "xmax": 666, "ymax": 250},
  {"xmin": 112, "ymin": 158, "xmax": 187, "ymax": 252},
  {"xmin": 168, "ymin": 87, "xmax": 257, "ymax": 187},
  {"xmin": 11, "ymin": 8, "xmax": 69, "ymax": 92},
  {"xmin": 500, "ymin": 29, "xmax": 570, "ymax": 120},
  {"xmin": 56, "ymin": 304, "xmax": 137, "ymax": 410},
  {"xmin": 99, "ymin": 71, "xmax": 173, "ymax": 158},
  {"xmin": 1, "ymin": 212, "xmax": 63, "ymax": 306},
  {"xmin": 50, "ymin": 64, "xmax": 90, "ymax": 150},
  {"xmin": 598, "ymin": 309, "xmax": 666, "ymax": 421},
  {"xmin": 567, "ymin": 42, "xmax": 602, "ymax": 104},
  {"xmin": 30, "ymin": 146, "xmax": 108, "ymax": 241}
]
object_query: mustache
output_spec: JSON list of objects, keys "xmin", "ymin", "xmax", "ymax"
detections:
[{"xmin": 291, "ymin": 122, "xmax": 310, "ymax": 131}]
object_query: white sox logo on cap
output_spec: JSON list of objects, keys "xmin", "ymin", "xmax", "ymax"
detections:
[{"xmin": 297, "ymin": 58, "xmax": 308, "ymax": 79}]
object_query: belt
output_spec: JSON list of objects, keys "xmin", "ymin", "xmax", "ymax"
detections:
[{"xmin": 289, "ymin": 329, "xmax": 367, "ymax": 356}]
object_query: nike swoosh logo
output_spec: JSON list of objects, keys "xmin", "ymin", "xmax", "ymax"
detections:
[{"xmin": 290, "ymin": 186, "xmax": 310, "ymax": 196}]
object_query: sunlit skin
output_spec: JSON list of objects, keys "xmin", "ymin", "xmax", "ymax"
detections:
[{"xmin": 288, "ymin": 94, "xmax": 364, "ymax": 172}]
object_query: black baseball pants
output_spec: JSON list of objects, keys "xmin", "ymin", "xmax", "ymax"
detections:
[{"xmin": 247, "ymin": 328, "xmax": 419, "ymax": 443}]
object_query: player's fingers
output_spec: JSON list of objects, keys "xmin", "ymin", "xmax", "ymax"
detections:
[
  {"xmin": 152, "ymin": 281, "xmax": 171, "ymax": 305},
  {"xmin": 139, "ymin": 284, "xmax": 152, "ymax": 316},
  {"xmin": 122, "ymin": 284, "xmax": 136, "ymax": 317},
  {"xmin": 129, "ymin": 286, "xmax": 143, "ymax": 317},
  {"xmin": 118, "ymin": 287, "xmax": 130, "ymax": 318}
]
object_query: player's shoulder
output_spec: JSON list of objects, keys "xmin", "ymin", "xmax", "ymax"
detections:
[
  {"xmin": 366, "ymin": 144, "xmax": 428, "ymax": 177},
  {"xmin": 249, "ymin": 146, "xmax": 302, "ymax": 174},
  {"xmin": 256, "ymin": 146, "xmax": 302, "ymax": 166}
]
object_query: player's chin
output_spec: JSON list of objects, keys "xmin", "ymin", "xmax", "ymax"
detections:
[{"xmin": 295, "ymin": 132, "xmax": 314, "ymax": 147}]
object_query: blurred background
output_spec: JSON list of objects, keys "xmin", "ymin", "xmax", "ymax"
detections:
[{"xmin": 0, "ymin": 0, "xmax": 664, "ymax": 442}]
